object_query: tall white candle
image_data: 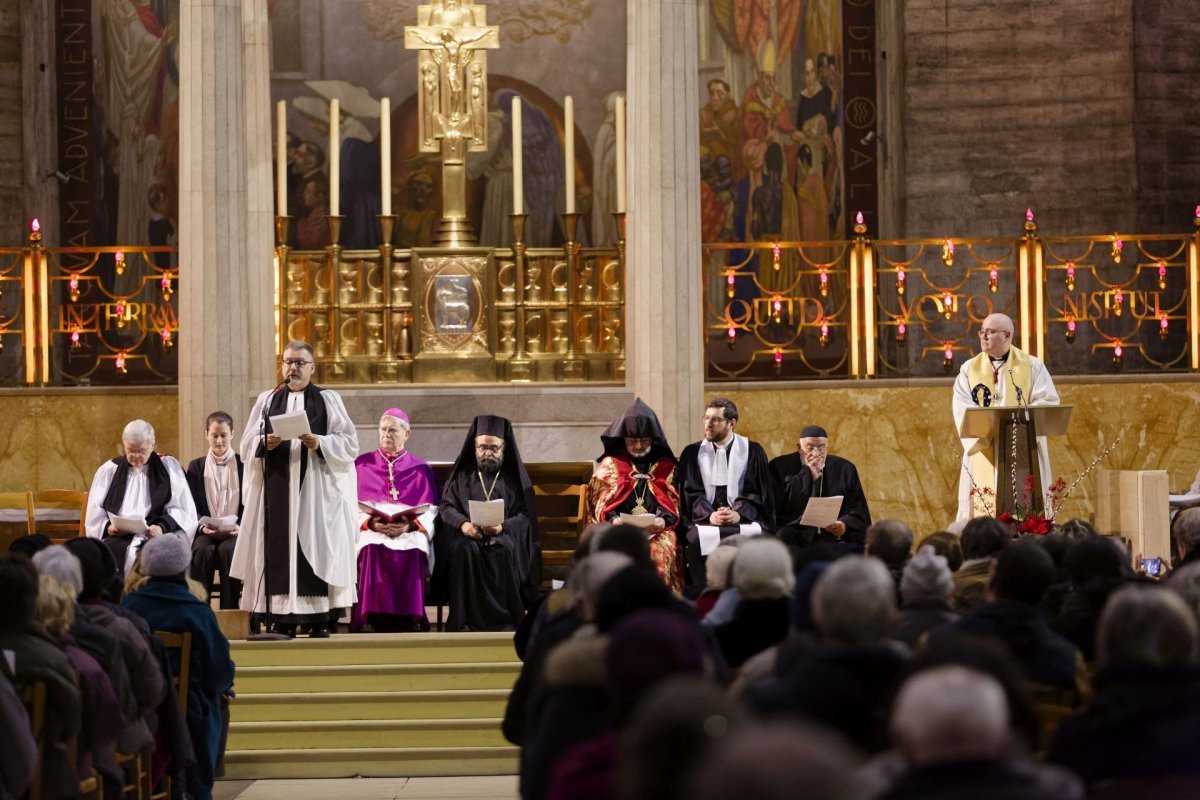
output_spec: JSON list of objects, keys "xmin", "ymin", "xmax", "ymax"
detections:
[
  {"xmin": 276, "ymin": 100, "xmax": 287, "ymax": 217},
  {"xmin": 329, "ymin": 98, "xmax": 340, "ymax": 216},
  {"xmin": 380, "ymin": 97, "xmax": 392, "ymax": 216},
  {"xmin": 512, "ymin": 96, "xmax": 524, "ymax": 216},
  {"xmin": 615, "ymin": 95, "xmax": 626, "ymax": 213},
  {"xmin": 564, "ymin": 95, "xmax": 575, "ymax": 213}
]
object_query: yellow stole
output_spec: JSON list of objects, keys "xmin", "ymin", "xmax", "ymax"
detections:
[{"xmin": 964, "ymin": 346, "xmax": 1033, "ymax": 514}]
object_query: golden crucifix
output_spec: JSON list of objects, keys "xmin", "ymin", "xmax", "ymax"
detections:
[{"xmin": 405, "ymin": 0, "xmax": 499, "ymax": 248}]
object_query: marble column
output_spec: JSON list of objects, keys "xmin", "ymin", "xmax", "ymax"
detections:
[
  {"xmin": 177, "ymin": 0, "xmax": 275, "ymax": 461},
  {"xmin": 625, "ymin": 0, "xmax": 705, "ymax": 449}
]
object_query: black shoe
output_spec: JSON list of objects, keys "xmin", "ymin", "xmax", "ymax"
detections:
[
  {"xmin": 249, "ymin": 618, "xmax": 262, "ymax": 636},
  {"xmin": 308, "ymin": 623, "xmax": 331, "ymax": 638},
  {"xmin": 273, "ymin": 623, "xmax": 297, "ymax": 638}
]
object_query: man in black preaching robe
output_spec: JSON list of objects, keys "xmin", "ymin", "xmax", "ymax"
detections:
[
  {"xmin": 677, "ymin": 398, "xmax": 774, "ymax": 590},
  {"xmin": 434, "ymin": 415, "xmax": 540, "ymax": 631},
  {"xmin": 770, "ymin": 424, "xmax": 871, "ymax": 551}
]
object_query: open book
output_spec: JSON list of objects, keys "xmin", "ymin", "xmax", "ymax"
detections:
[{"xmin": 358, "ymin": 501, "xmax": 432, "ymax": 524}]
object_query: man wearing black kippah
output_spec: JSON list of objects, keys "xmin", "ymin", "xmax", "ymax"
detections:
[{"xmin": 770, "ymin": 425, "xmax": 871, "ymax": 550}]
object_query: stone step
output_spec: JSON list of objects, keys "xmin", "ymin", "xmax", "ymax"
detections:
[
  {"xmin": 226, "ymin": 717, "xmax": 508, "ymax": 751},
  {"xmin": 222, "ymin": 745, "xmax": 520, "ymax": 780},
  {"xmin": 234, "ymin": 661, "xmax": 520, "ymax": 694},
  {"xmin": 230, "ymin": 632, "xmax": 518, "ymax": 667},
  {"xmin": 230, "ymin": 689, "xmax": 511, "ymax": 722}
]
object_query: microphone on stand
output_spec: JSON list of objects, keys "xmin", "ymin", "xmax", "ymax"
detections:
[
  {"xmin": 249, "ymin": 377, "xmax": 292, "ymax": 642},
  {"xmin": 1009, "ymin": 369, "xmax": 1030, "ymax": 422}
]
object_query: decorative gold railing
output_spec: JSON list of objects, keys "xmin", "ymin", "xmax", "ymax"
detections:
[
  {"xmin": 705, "ymin": 212, "xmax": 1200, "ymax": 379},
  {"xmin": 274, "ymin": 213, "xmax": 626, "ymax": 383},
  {"xmin": 3, "ymin": 222, "xmax": 177, "ymax": 386}
]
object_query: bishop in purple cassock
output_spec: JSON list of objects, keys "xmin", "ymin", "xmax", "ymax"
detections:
[{"xmin": 352, "ymin": 408, "xmax": 440, "ymax": 631}]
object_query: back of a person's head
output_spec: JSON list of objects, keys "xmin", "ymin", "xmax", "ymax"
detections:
[
  {"xmin": 812, "ymin": 555, "xmax": 896, "ymax": 644},
  {"xmin": 892, "ymin": 666, "xmax": 1009, "ymax": 765},
  {"xmin": 65, "ymin": 536, "xmax": 121, "ymax": 600},
  {"xmin": 1098, "ymin": 586, "xmax": 1199, "ymax": 670},
  {"xmin": 1177, "ymin": 509, "xmax": 1200, "ymax": 556},
  {"xmin": 31, "ymin": 545, "xmax": 84, "ymax": 598},
  {"xmin": 35, "ymin": 574, "xmax": 77, "ymax": 637},
  {"xmin": 606, "ymin": 609, "xmax": 708, "ymax": 724},
  {"xmin": 0, "ymin": 554, "xmax": 39, "ymax": 630},
  {"xmin": 900, "ymin": 545, "xmax": 953, "ymax": 606},
  {"xmin": 1169, "ymin": 562, "xmax": 1200, "ymax": 628},
  {"xmin": 570, "ymin": 550, "xmax": 633, "ymax": 623},
  {"xmin": 595, "ymin": 564, "xmax": 675, "ymax": 633},
  {"xmin": 1056, "ymin": 518, "xmax": 1099, "ymax": 541},
  {"xmin": 732, "ymin": 537, "xmax": 794, "ymax": 600},
  {"xmin": 1064, "ymin": 535, "xmax": 1125, "ymax": 588},
  {"xmin": 909, "ymin": 632, "xmax": 1042, "ymax": 752},
  {"xmin": 686, "ymin": 722, "xmax": 863, "ymax": 800},
  {"xmin": 8, "ymin": 534, "xmax": 51, "ymax": 560},
  {"xmin": 705, "ymin": 545, "xmax": 738, "ymax": 591},
  {"xmin": 990, "ymin": 542, "xmax": 1054, "ymax": 605},
  {"xmin": 920, "ymin": 531, "xmax": 963, "ymax": 572},
  {"xmin": 960, "ymin": 517, "xmax": 1010, "ymax": 560},
  {"xmin": 1037, "ymin": 533, "xmax": 1073, "ymax": 572},
  {"xmin": 865, "ymin": 520, "xmax": 914, "ymax": 568},
  {"xmin": 618, "ymin": 677, "xmax": 744, "ymax": 800},
  {"xmin": 591, "ymin": 523, "xmax": 654, "ymax": 569}
]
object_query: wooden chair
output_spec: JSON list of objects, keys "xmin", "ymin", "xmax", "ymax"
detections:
[
  {"xmin": 151, "ymin": 630, "xmax": 192, "ymax": 800},
  {"xmin": 26, "ymin": 489, "xmax": 89, "ymax": 544},
  {"xmin": 533, "ymin": 483, "xmax": 588, "ymax": 586},
  {"xmin": 0, "ymin": 491, "xmax": 32, "ymax": 554},
  {"xmin": 19, "ymin": 681, "xmax": 46, "ymax": 800}
]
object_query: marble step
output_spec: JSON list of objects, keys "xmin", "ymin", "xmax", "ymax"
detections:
[
  {"xmin": 230, "ymin": 632, "xmax": 519, "ymax": 667},
  {"xmin": 222, "ymin": 745, "xmax": 519, "ymax": 780},
  {"xmin": 234, "ymin": 661, "xmax": 520, "ymax": 694},
  {"xmin": 226, "ymin": 717, "xmax": 508, "ymax": 751},
  {"xmin": 230, "ymin": 688, "xmax": 511, "ymax": 722}
]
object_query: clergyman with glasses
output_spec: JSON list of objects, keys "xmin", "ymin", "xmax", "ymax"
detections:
[
  {"xmin": 952, "ymin": 312, "xmax": 1060, "ymax": 520},
  {"xmin": 231, "ymin": 341, "xmax": 360, "ymax": 638},
  {"xmin": 770, "ymin": 424, "xmax": 872, "ymax": 552},
  {"xmin": 433, "ymin": 415, "xmax": 539, "ymax": 631}
]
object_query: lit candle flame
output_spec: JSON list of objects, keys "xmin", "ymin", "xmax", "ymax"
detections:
[
  {"xmin": 774, "ymin": 348, "xmax": 783, "ymax": 363},
  {"xmin": 1025, "ymin": 208, "xmax": 1034, "ymax": 222},
  {"xmin": 855, "ymin": 211, "xmax": 864, "ymax": 225},
  {"xmin": 30, "ymin": 218, "xmax": 40, "ymax": 233},
  {"xmin": 1114, "ymin": 343, "xmax": 1123, "ymax": 358}
]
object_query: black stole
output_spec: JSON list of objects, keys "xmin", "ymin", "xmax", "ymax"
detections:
[
  {"xmin": 101, "ymin": 452, "xmax": 179, "ymax": 533},
  {"xmin": 262, "ymin": 383, "xmax": 329, "ymax": 597}
]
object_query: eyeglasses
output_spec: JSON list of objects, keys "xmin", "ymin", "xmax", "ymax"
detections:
[
  {"xmin": 978, "ymin": 329, "xmax": 1008, "ymax": 339},
  {"xmin": 476, "ymin": 444, "xmax": 503, "ymax": 454},
  {"xmin": 283, "ymin": 359, "xmax": 313, "ymax": 367}
]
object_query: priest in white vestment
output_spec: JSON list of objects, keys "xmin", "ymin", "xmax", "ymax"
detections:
[
  {"xmin": 231, "ymin": 341, "xmax": 359, "ymax": 638},
  {"xmin": 84, "ymin": 419, "xmax": 197, "ymax": 576},
  {"xmin": 953, "ymin": 313, "xmax": 1059, "ymax": 520}
]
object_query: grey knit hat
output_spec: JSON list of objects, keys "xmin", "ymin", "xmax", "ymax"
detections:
[
  {"xmin": 140, "ymin": 533, "xmax": 191, "ymax": 577},
  {"xmin": 900, "ymin": 545, "xmax": 954, "ymax": 603}
]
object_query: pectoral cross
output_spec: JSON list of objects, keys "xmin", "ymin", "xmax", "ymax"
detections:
[
  {"xmin": 405, "ymin": 1, "xmax": 499, "ymax": 247},
  {"xmin": 390, "ymin": 486, "xmax": 399, "ymax": 501}
]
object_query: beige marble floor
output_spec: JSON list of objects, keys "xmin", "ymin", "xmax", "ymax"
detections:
[{"xmin": 215, "ymin": 776, "xmax": 518, "ymax": 800}]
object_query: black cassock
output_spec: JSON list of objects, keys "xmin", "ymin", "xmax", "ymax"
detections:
[
  {"xmin": 185, "ymin": 455, "xmax": 244, "ymax": 610},
  {"xmin": 770, "ymin": 453, "xmax": 871, "ymax": 549},
  {"xmin": 435, "ymin": 471, "xmax": 535, "ymax": 631},
  {"xmin": 677, "ymin": 437, "xmax": 775, "ymax": 589}
]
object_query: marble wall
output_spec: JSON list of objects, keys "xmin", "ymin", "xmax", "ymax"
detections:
[
  {"xmin": 719, "ymin": 377, "xmax": 1200, "ymax": 535},
  {"xmin": 0, "ymin": 390, "xmax": 180, "ymax": 493}
]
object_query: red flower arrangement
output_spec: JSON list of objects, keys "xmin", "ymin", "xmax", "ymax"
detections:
[{"xmin": 995, "ymin": 475, "xmax": 1068, "ymax": 535}]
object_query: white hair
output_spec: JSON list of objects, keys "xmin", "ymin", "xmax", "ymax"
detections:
[
  {"xmin": 812, "ymin": 556, "xmax": 896, "ymax": 644},
  {"xmin": 122, "ymin": 419, "xmax": 156, "ymax": 445},
  {"xmin": 705, "ymin": 545, "xmax": 739, "ymax": 591},
  {"xmin": 32, "ymin": 545, "xmax": 84, "ymax": 597},
  {"xmin": 892, "ymin": 666, "xmax": 1009, "ymax": 765},
  {"xmin": 380, "ymin": 414, "xmax": 410, "ymax": 430},
  {"xmin": 732, "ymin": 537, "xmax": 794, "ymax": 600}
]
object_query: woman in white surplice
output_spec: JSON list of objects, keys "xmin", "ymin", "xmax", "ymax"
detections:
[{"xmin": 231, "ymin": 341, "xmax": 359, "ymax": 638}]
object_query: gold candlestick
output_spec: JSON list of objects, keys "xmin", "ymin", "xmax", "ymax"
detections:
[
  {"xmin": 558, "ymin": 212, "xmax": 585, "ymax": 380},
  {"xmin": 378, "ymin": 214, "xmax": 397, "ymax": 374},
  {"xmin": 326, "ymin": 215, "xmax": 345, "ymax": 370},
  {"xmin": 507, "ymin": 213, "xmax": 533, "ymax": 381}
]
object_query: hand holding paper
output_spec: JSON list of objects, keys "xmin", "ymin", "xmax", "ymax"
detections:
[
  {"xmin": 618, "ymin": 513, "xmax": 657, "ymax": 529},
  {"xmin": 107, "ymin": 512, "xmax": 148, "ymax": 534},
  {"xmin": 469, "ymin": 499, "xmax": 505, "ymax": 529},
  {"xmin": 198, "ymin": 515, "xmax": 238, "ymax": 533},
  {"xmin": 359, "ymin": 501, "xmax": 431, "ymax": 523},
  {"xmin": 797, "ymin": 495, "xmax": 844, "ymax": 529},
  {"xmin": 269, "ymin": 409, "xmax": 312, "ymax": 440}
]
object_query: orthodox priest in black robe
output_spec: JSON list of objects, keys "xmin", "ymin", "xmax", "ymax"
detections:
[
  {"xmin": 677, "ymin": 398, "xmax": 775, "ymax": 590},
  {"xmin": 770, "ymin": 425, "xmax": 871, "ymax": 551},
  {"xmin": 434, "ymin": 415, "xmax": 539, "ymax": 631}
]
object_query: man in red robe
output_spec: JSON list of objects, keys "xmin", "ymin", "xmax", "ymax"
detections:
[{"xmin": 586, "ymin": 399, "xmax": 684, "ymax": 592}]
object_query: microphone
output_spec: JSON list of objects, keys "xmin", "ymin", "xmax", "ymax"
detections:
[
  {"xmin": 1009, "ymin": 369, "xmax": 1030, "ymax": 421},
  {"xmin": 271, "ymin": 379, "xmax": 289, "ymax": 394}
]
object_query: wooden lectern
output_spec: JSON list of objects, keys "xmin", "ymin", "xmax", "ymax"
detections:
[{"xmin": 958, "ymin": 404, "xmax": 1072, "ymax": 515}]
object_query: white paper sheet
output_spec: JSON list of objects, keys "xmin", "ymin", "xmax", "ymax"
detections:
[
  {"xmin": 198, "ymin": 515, "xmax": 238, "ymax": 533},
  {"xmin": 696, "ymin": 522, "xmax": 763, "ymax": 556},
  {"xmin": 1169, "ymin": 493, "xmax": 1200, "ymax": 509},
  {"xmin": 618, "ymin": 513, "xmax": 657, "ymax": 529},
  {"xmin": 269, "ymin": 409, "xmax": 312, "ymax": 440},
  {"xmin": 469, "ymin": 499, "xmax": 505, "ymax": 528},
  {"xmin": 798, "ymin": 495, "xmax": 844, "ymax": 529},
  {"xmin": 107, "ymin": 511, "xmax": 148, "ymax": 534},
  {"xmin": 358, "ymin": 501, "xmax": 432, "ymax": 523}
]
